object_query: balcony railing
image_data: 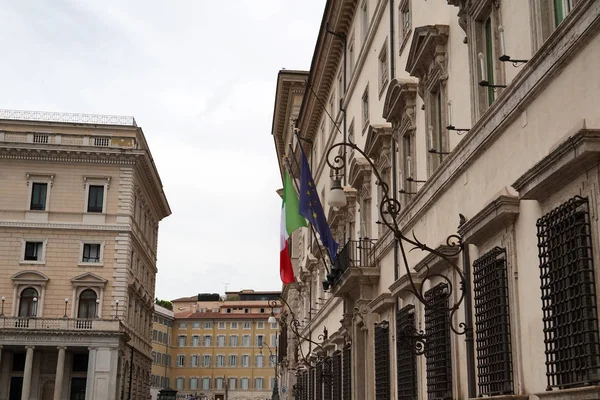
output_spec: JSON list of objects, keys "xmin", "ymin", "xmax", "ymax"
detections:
[
  {"xmin": 325, "ymin": 239, "xmax": 377, "ymax": 290},
  {"xmin": 0, "ymin": 317, "xmax": 122, "ymax": 332}
]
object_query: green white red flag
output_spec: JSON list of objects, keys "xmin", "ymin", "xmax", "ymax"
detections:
[{"xmin": 280, "ymin": 171, "xmax": 306, "ymax": 284}]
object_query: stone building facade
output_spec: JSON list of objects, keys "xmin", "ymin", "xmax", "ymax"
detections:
[
  {"xmin": 151, "ymin": 304, "xmax": 174, "ymax": 400},
  {"xmin": 272, "ymin": 1, "xmax": 600, "ymax": 399},
  {"xmin": 0, "ymin": 110, "xmax": 170, "ymax": 400}
]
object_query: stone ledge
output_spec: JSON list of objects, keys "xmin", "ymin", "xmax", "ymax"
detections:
[{"xmin": 535, "ymin": 385, "xmax": 600, "ymax": 400}]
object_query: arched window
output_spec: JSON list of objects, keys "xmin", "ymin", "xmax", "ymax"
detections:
[
  {"xmin": 77, "ymin": 289, "xmax": 97, "ymax": 319},
  {"xmin": 19, "ymin": 287, "xmax": 38, "ymax": 317}
]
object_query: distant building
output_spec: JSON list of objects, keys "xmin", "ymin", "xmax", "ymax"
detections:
[
  {"xmin": 0, "ymin": 110, "xmax": 171, "ymax": 399},
  {"xmin": 151, "ymin": 290, "xmax": 281, "ymax": 400},
  {"xmin": 151, "ymin": 304, "xmax": 175, "ymax": 400}
]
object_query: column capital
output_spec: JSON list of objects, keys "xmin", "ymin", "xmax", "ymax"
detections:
[
  {"xmin": 87, "ymin": 346, "xmax": 97, "ymax": 351},
  {"xmin": 25, "ymin": 345, "xmax": 35, "ymax": 350},
  {"xmin": 57, "ymin": 346, "xmax": 67, "ymax": 351}
]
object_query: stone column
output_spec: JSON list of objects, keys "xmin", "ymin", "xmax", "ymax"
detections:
[
  {"xmin": 85, "ymin": 348, "xmax": 97, "ymax": 400},
  {"xmin": 53, "ymin": 347, "xmax": 67, "ymax": 400},
  {"xmin": 21, "ymin": 346, "xmax": 34, "ymax": 400}
]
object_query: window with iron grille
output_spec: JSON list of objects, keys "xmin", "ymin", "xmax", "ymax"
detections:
[
  {"xmin": 342, "ymin": 345, "xmax": 351, "ymax": 400},
  {"xmin": 397, "ymin": 304, "xmax": 418, "ymax": 400},
  {"xmin": 278, "ymin": 324, "xmax": 287, "ymax": 363},
  {"xmin": 537, "ymin": 196, "xmax": 600, "ymax": 390},
  {"xmin": 332, "ymin": 351, "xmax": 342, "ymax": 400},
  {"xmin": 309, "ymin": 366, "xmax": 315, "ymax": 400},
  {"xmin": 375, "ymin": 321, "xmax": 391, "ymax": 399},
  {"xmin": 473, "ymin": 247, "xmax": 514, "ymax": 396},
  {"xmin": 425, "ymin": 283, "xmax": 452, "ymax": 400},
  {"xmin": 316, "ymin": 362, "xmax": 323, "ymax": 400},
  {"xmin": 324, "ymin": 357, "xmax": 333, "ymax": 400},
  {"xmin": 302, "ymin": 371, "xmax": 308, "ymax": 400}
]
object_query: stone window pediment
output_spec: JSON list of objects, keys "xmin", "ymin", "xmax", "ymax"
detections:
[
  {"xmin": 382, "ymin": 79, "xmax": 418, "ymax": 129},
  {"xmin": 70, "ymin": 272, "xmax": 108, "ymax": 287},
  {"xmin": 12, "ymin": 270, "xmax": 49, "ymax": 286},
  {"xmin": 364, "ymin": 125, "xmax": 393, "ymax": 162},
  {"xmin": 406, "ymin": 25, "xmax": 450, "ymax": 94},
  {"xmin": 348, "ymin": 157, "xmax": 372, "ymax": 191}
]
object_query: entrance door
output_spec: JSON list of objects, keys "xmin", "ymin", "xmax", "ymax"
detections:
[
  {"xmin": 70, "ymin": 377, "xmax": 87, "ymax": 400},
  {"xmin": 215, "ymin": 395, "xmax": 225, "ymax": 400},
  {"xmin": 9, "ymin": 377, "xmax": 23, "ymax": 400}
]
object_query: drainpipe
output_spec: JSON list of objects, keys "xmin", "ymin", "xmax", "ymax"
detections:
[{"xmin": 462, "ymin": 243, "xmax": 476, "ymax": 398}]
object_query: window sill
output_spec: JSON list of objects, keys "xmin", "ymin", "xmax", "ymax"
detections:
[
  {"xmin": 469, "ymin": 395, "xmax": 527, "ymax": 400},
  {"xmin": 78, "ymin": 262, "xmax": 104, "ymax": 267},
  {"xmin": 378, "ymin": 79, "xmax": 389, "ymax": 100},
  {"xmin": 535, "ymin": 386, "xmax": 600, "ymax": 399},
  {"xmin": 362, "ymin": 120, "xmax": 370, "ymax": 135},
  {"xmin": 20, "ymin": 260, "xmax": 45, "ymax": 266},
  {"xmin": 399, "ymin": 29, "xmax": 412, "ymax": 55}
]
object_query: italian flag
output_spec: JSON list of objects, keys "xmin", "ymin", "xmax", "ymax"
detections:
[{"xmin": 280, "ymin": 171, "xmax": 307, "ymax": 284}]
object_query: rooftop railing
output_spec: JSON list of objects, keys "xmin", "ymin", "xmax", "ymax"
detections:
[
  {"xmin": 0, "ymin": 317, "xmax": 122, "ymax": 332},
  {"xmin": 0, "ymin": 109, "xmax": 137, "ymax": 127}
]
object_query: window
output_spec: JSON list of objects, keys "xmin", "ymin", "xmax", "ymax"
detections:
[
  {"xmin": 241, "ymin": 355, "xmax": 250, "ymax": 367},
  {"xmin": 176, "ymin": 377, "xmax": 184, "ymax": 390},
  {"xmin": 255, "ymin": 354, "xmax": 264, "ymax": 367},
  {"xmin": 553, "ymin": 0, "xmax": 578, "ymax": 27},
  {"xmin": 18, "ymin": 287, "xmax": 38, "ymax": 318},
  {"xmin": 190, "ymin": 355, "xmax": 200, "ymax": 367},
  {"xmin": 270, "ymin": 322, "xmax": 278, "ymax": 330},
  {"xmin": 242, "ymin": 335, "xmax": 251, "ymax": 347},
  {"xmin": 229, "ymin": 354, "xmax": 238, "ymax": 366},
  {"xmin": 269, "ymin": 354, "xmax": 276, "ymax": 368},
  {"xmin": 229, "ymin": 335, "xmax": 239, "ymax": 347},
  {"xmin": 153, "ymin": 330, "xmax": 157, "ymax": 341},
  {"xmin": 537, "ymin": 196, "xmax": 600, "ymax": 389},
  {"xmin": 256, "ymin": 335, "xmax": 264, "ymax": 347},
  {"xmin": 24, "ymin": 241, "xmax": 44, "ymax": 262},
  {"xmin": 255, "ymin": 377, "xmax": 264, "ymax": 390},
  {"xmin": 204, "ymin": 321, "xmax": 212, "ymax": 329},
  {"xmin": 257, "ymin": 321, "xmax": 264, "ymax": 329},
  {"xmin": 176, "ymin": 355, "xmax": 185, "ymax": 367},
  {"xmin": 216, "ymin": 355, "xmax": 225, "ymax": 367},
  {"xmin": 215, "ymin": 377, "xmax": 224, "ymax": 390},
  {"xmin": 396, "ymin": 305, "xmax": 417, "ymax": 399},
  {"xmin": 425, "ymin": 284, "xmax": 452, "ymax": 399},
  {"xmin": 374, "ymin": 321, "xmax": 391, "ymax": 399},
  {"xmin": 189, "ymin": 377, "xmax": 198, "ymax": 390},
  {"xmin": 228, "ymin": 377, "xmax": 237, "ymax": 390},
  {"xmin": 361, "ymin": 2, "xmax": 369, "ymax": 40},
  {"xmin": 87, "ymin": 185, "xmax": 104, "ymax": 213},
  {"xmin": 203, "ymin": 335, "xmax": 212, "ymax": 347},
  {"xmin": 178, "ymin": 335, "xmax": 186, "ymax": 347},
  {"xmin": 378, "ymin": 42, "xmax": 389, "ymax": 94},
  {"xmin": 77, "ymin": 289, "xmax": 97, "ymax": 319},
  {"xmin": 338, "ymin": 72, "xmax": 344, "ymax": 106},
  {"xmin": 427, "ymin": 89, "xmax": 448, "ymax": 175},
  {"xmin": 192, "ymin": 322, "xmax": 201, "ymax": 329},
  {"xmin": 202, "ymin": 355, "xmax": 212, "ymax": 367},
  {"xmin": 202, "ymin": 377, "xmax": 210, "ymax": 390},
  {"xmin": 218, "ymin": 322, "xmax": 225, "ymax": 329},
  {"xmin": 534, "ymin": 0, "xmax": 582, "ymax": 49},
  {"xmin": 82, "ymin": 243, "xmax": 101, "ymax": 263},
  {"xmin": 30, "ymin": 182, "xmax": 48, "ymax": 211},
  {"xmin": 241, "ymin": 378, "xmax": 250, "ymax": 390},
  {"xmin": 244, "ymin": 308, "xmax": 249, "ymax": 313},
  {"xmin": 473, "ymin": 247, "xmax": 514, "ymax": 396},
  {"xmin": 348, "ymin": 38, "xmax": 355, "ymax": 77},
  {"xmin": 217, "ymin": 335, "xmax": 226, "ymax": 347},
  {"xmin": 163, "ymin": 333, "xmax": 168, "ymax": 344},
  {"xmin": 483, "ymin": 16, "xmax": 496, "ymax": 106},
  {"xmin": 361, "ymin": 86, "xmax": 369, "ymax": 131},
  {"xmin": 399, "ymin": 0, "xmax": 412, "ymax": 52},
  {"xmin": 243, "ymin": 322, "xmax": 251, "ymax": 329},
  {"xmin": 192, "ymin": 335, "xmax": 200, "ymax": 347},
  {"xmin": 231, "ymin": 322, "xmax": 238, "ymax": 329},
  {"xmin": 178, "ymin": 322, "xmax": 187, "ymax": 329}
]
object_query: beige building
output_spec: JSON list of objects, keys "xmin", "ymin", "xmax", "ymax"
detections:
[
  {"xmin": 273, "ymin": 0, "xmax": 600, "ymax": 399},
  {"xmin": 151, "ymin": 304, "xmax": 174, "ymax": 400},
  {"xmin": 0, "ymin": 110, "xmax": 171, "ymax": 400},
  {"xmin": 161, "ymin": 290, "xmax": 281, "ymax": 400}
]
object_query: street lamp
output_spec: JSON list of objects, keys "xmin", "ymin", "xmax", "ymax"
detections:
[{"xmin": 263, "ymin": 310, "xmax": 279, "ymax": 400}]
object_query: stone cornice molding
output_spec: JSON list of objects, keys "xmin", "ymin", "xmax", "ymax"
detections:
[
  {"xmin": 406, "ymin": 25, "xmax": 450, "ymax": 97},
  {"xmin": 413, "ymin": 244, "xmax": 460, "ymax": 277},
  {"xmin": 368, "ymin": 292, "xmax": 395, "ymax": 315},
  {"xmin": 364, "ymin": 126, "xmax": 393, "ymax": 174},
  {"xmin": 389, "ymin": 273, "xmax": 423, "ymax": 299},
  {"xmin": 348, "ymin": 157, "xmax": 372, "ymax": 193},
  {"xmin": 0, "ymin": 220, "xmax": 130, "ymax": 232},
  {"xmin": 458, "ymin": 187, "xmax": 520, "ymax": 245},
  {"xmin": 513, "ymin": 127, "xmax": 600, "ymax": 201},
  {"xmin": 12, "ymin": 270, "xmax": 49, "ymax": 287},
  {"xmin": 70, "ymin": 272, "xmax": 108, "ymax": 287},
  {"xmin": 382, "ymin": 79, "xmax": 419, "ymax": 130}
]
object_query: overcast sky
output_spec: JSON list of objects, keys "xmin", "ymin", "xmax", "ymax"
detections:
[{"xmin": 0, "ymin": 1, "xmax": 323, "ymax": 300}]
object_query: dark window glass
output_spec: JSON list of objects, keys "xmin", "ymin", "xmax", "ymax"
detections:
[
  {"xmin": 77, "ymin": 289, "xmax": 97, "ymax": 319},
  {"xmin": 18, "ymin": 287, "xmax": 38, "ymax": 318},
  {"xmin": 425, "ymin": 283, "xmax": 452, "ymax": 400},
  {"xmin": 30, "ymin": 183, "xmax": 47, "ymax": 211},
  {"xmin": 24, "ymin": 242, "xmax": 43, "ymax": 261},
  {"xmin": 82, "ymin": 244, "xmax": 101, "ymax": 263},
  {"xmin": 12, "ymin": 353, "xmax": 25, "ymax": 371},
  {"xmin": 374, "ymin": 321, "xmax": 390, "ymax": 399},
  {"xmin": 72, "ymin": 354, "xmax": 89, "ymax": 372},
  {"xmin": 87, "ymin": 185, "xmax": 104, "ymax": 213}
]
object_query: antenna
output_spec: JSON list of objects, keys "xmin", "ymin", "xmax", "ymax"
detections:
[{"xmin": 223, "ymin": 282, "xmax": 230, "ymax": 294}]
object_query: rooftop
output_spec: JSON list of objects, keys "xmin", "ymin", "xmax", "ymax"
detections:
[{"xmin": 0, "ymin": 109, "xmax": 137, "ymax": 127}]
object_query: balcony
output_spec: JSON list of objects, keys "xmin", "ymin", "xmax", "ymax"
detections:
[
  {"xmin": 0, "ymin": 317, "xmax": 123, "ymax": 332},
  {"xmin": 324, "ymin": 239, "xmax": 380, "ymax": 297}
]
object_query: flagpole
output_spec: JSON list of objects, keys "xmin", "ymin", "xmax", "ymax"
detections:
[{"xmin": 283, "ymin": 154, "xmax": 332, "ymax": 274}]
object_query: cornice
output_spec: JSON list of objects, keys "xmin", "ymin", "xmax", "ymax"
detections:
[
  {"xmin": 382, "ymin": 79, "xmax": 419, "ymax": 125},
  {"xmin": 368, "ymin": 292, "xmax": 394, "ymax": 314},
  {"xmin": 0, "ymin": 220, "xmax": 131, "ymax": 231},
  {"xmin": 413, "ymin": 244, "xmax": 460, "ymax": 277},
  {"xmin": 389, "ymin": 273, "xmax": 422, "ymax": 299},
  {"xmin": 0, "ymin": 146, "xmax": 139, "ymax": 164}
]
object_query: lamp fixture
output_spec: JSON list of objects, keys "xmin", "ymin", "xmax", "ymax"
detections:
[
  {"xmin": 446, "ymin": 101, "xmax": 470, "ymax": 134},
  {"xmin": 328, "ymin": 176, "xmax": 347, "ymax": 208},
  {"xmin": 63, "ymin": 298, "xmax": 69, "ymax": 318},
  {"xmin": 498, "ymin": 26, "xmax": 529, "ymax": 66},
  {"xmin": 0, "ymin": 296, "xmax": 5, "ymax": 317},
  {"xmin": 478, "ymin": 53, "xmax": 507, "ymax": 90}
]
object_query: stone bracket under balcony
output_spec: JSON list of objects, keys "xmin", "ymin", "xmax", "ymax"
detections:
[{"xmin": 330, "ymin": 265, "xmax": 380, "ymax": 298}]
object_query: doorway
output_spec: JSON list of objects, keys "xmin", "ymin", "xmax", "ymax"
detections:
[
  {"xmin": 9, "ymin": 377, "xmax": 23, "ymax": 400},
  {"xmin": 70, "ymin": 377, "xmax": 86, "ymax": 400},
  {"xmin": 215, "ymin": 395, "xmax": 225, "ymax": 400}
]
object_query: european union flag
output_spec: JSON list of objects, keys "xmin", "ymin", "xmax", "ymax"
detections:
[{"xmin": 298, "ymin": 151, "xmax": 339, "ymax": 261}]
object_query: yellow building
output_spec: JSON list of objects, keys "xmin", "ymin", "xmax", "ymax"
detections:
[
  {"xmin": 151, "ymin": 304, "xmax": 174, "ymax": 400},
  {"xmin": 163, "ymin": 290, "xmax": 281, "ymax": 400},
  {"xmin": 0, "ymin": 109, "xmax": 170, "ymax": 400}
]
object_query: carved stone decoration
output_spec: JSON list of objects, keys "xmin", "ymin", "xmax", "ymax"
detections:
[
  {"xmin": 382, "ymin": 79, "xmax": 419, "ymax": 142},
  {"xmin": 406, "ymin": 25, "xmax": 450, "ymax": 98}
]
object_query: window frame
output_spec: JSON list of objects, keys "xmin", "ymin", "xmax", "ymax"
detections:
[
  {"xmin": 21, "ymin": 239, "xmax": 47, "ymax": 264},
  {"xmin": 378, "ymin": 40, "xmax": 389, "ymax": 97},
  {"xmin": 78, "ymin": 241, "xmax": 104, "ymax": 266},
  {"xmin": 398, "ymin": 0, "xmax": 412, "ymax": 54},
  {"xmin": 26, "ymin": 173, "xmax": 53, "ymax": 212},
  {"xmin": 361, "ymin": 85, "xmax": 370, "ymax": 133}
]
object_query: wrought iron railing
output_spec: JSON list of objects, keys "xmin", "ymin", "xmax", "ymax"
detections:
[
  {"xmin": 327, "ymin": 239, "xmax": 376, "ymax": 289},
  {"xmin": 0, "ymin": 109, "xmax": 137, "ymax": 126},
  {"xmin": 332, "ymin": 351, "xmax": 342, "ymax": 400},
  {"xmin": 342, "ymin": 345, "xmax": 351, "ymax": 400},
  {"xmin": 537, "ymin": 196, "xmax": 600, "ymax": 390},
  {"xmin": 0, "ymin": 317, "xmax": 121, "ymax": 332}
]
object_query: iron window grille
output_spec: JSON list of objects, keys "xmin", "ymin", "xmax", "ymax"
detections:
[
  {"xmin": 332, "ymin": 351, "xmax": 342, "ymax": 400},
  {"xmin": 397, "ymin": 304, "xmax": 418, "ymax": 400},
  {"xmin": 537, "ymin": 196, "xmax": 600, "ymax": 390},
  {"xmin": 324, "ymin": 357, "xmax": 333, "ymax": 400},
  {"xmin": 342, "ymin": 345, "xmax": 352, "ymax": 400},
  {"xmin": 425, "ymin": 283, "xmax": 452, "ymax": 400},
  {"xmin": 375, "ymin": 321, "xmax": 391, "ymax": 399},
  {"xmin": 473, "ymin": 247, "xmax": 514, "ymax": 396},
  {"xmin": 309, "ymin": 366, "xmax": 315, "ymax": 400}
]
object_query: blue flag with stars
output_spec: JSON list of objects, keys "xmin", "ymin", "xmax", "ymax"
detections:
[{"xmin": 298, "ymin": 151, "xmax": 339, "ymax": 261}]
